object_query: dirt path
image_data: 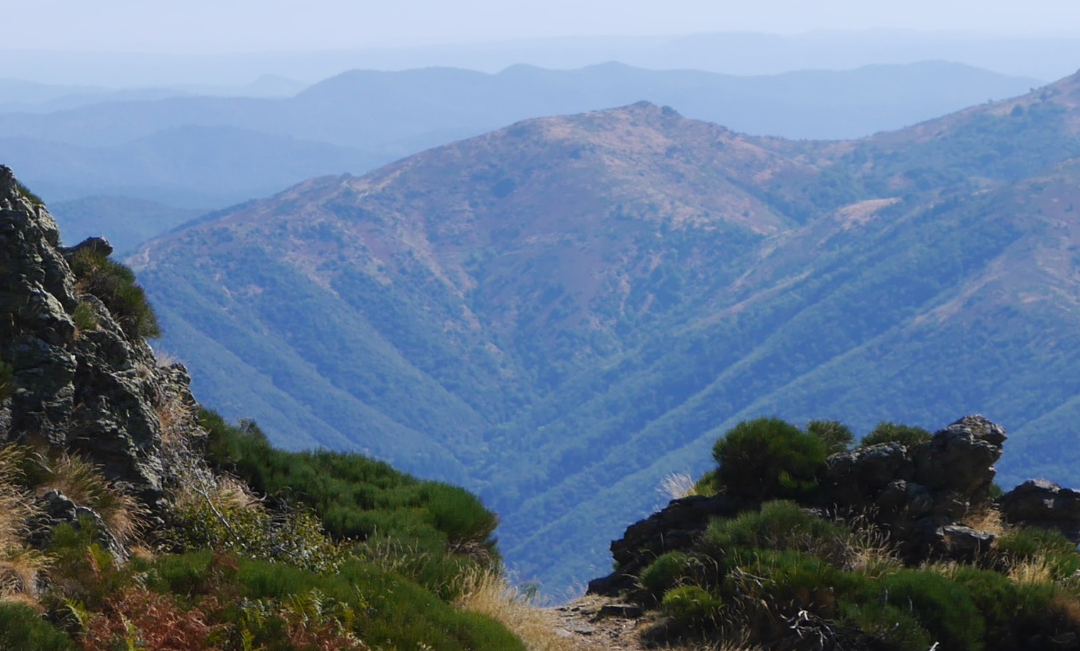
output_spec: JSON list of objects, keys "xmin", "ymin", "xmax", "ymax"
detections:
[{"xmin": 548, "ymin": 594, "xmax": 655, "ymax": 651}]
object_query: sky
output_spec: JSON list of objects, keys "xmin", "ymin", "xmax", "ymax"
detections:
[{"xmin": 8, "ymin": 0, "xmax": 1080, "ymax": 52}]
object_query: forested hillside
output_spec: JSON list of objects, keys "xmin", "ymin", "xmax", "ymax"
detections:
[{"xmin": 131, "ymin": 70, "xmax": 1080, "ymax": 592}]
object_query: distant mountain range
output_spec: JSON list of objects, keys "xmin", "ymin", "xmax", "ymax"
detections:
[
  {"xmin": 2, "ymin": 30, "xmax": 1077, "ymax": 84},
  {"xmin": 130, "ymin": 70, "xmax": 1080, "ymax": 593},
  {"xmin": 2, "ymin": 61, "xmax": 1041, "ymax": 252}
]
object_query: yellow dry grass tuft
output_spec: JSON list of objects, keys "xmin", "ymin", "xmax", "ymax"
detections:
[
  {"xmin": 155, "ymin": 389, "xmax": 198, "ymax": 447},
  {"xmin": 455, "ymin": 569, "xmax": 587, "ymax": 651},
  {"xmin": 0, "ymin": 445, "xmax": 48, "ymax": 604},
  {"xmin": 35, "ymin": 453, "xmax": 148, "ymax": 546},
  {"xmin": 961, "ymin": 505, "xmax": 1008, "ymax": 537},
  {"xmin": 0, "ymin": 446, "xmax": 34, "ymax": 552},
  {"xmin": 0, "ymin": 550, "xmax": 50, "ymax": 603},
  {"xmin": 837, "ymin": 513, "xmax": 901, "ymax": 577},
  {"xmin": 658, "ymin": 473, "xmax": 698, "ymax": 502},
  {"xmin": 1006, "ymin": 556, "xmax": 1057, "ymax": 585}
]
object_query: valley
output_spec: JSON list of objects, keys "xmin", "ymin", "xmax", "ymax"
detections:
[{"xmin": 128, "ymin": 71, "xmax": 1080, "ymax": 591}]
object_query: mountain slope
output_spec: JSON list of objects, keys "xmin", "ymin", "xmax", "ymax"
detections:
[{"xmin": 131, "ymin": 72, "xmax": 1080, "ymax": 592}]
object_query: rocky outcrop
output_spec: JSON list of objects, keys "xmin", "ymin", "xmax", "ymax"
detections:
[
  {"xmin": 821, "ymin": 414, "xmax": 1007, "ymax": 560},
  {"xmin": 588, "ymin": 493, "xmax": 744, "ymax": 595},
  {"xmin": 589, "ymin": 415, "xmax": 1076, "ymax": 596},
  {"xmin": 1001, "ymin": 479, "xmax": 1080, "ymax": 542},
  {"xmin": 0, "ymin": 165, "xmax": 201, "ymax": 511}
]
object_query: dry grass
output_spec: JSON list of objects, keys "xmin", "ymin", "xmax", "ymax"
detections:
[
  {"xmin": 34, "ymin": 453, "xmax": 148, "ymax": 546},
  {"xmin": 153, "ymin": 348, "xmax": 180, "ymax": 368},
  {"xmin": 961, "ymin": 505, "xmax": 1008, "ymax": 537},
  {"xmin": 155, "ymin": 389, "xmax": 198, "ymax": 447},
  {"xmin": 660, "ymin": 640, "xmax": 763, "ymax": 651},
  {"xmin": 0, "ymin": 446, "xmax": 35, "ymax": 552},
  {"xmin": 455, "ymin": 569, "xmax": 586, "ymax": 651},
  {"xmin": 0, "ymin": 550, "xmax": 50, "ymax": 602},
  {"xmin": 1006, "ymin": 557, "xmax": 1057, "ymax": 585},
  {"xmin": 0, "ymin": 445, "xmax": 49, "ymax": 604},
  {"xmin": 658, "ymin": 473, "xmax": 698, "ymax": 502}
]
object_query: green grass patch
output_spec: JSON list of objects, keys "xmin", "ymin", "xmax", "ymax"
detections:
[
  {"xmin": 0, "ymin": 603, "xmax": 76, "ymax": 651},
  {"xmin": 68, "ymin": 249, "xmax": 160, "ymax": 339},
  {"xmin": 201, "ymin": 410, "xmax": 498, "ymax": 557},
  {"xmin": 859, "ymin": 421, "xmax": 932, "ymax": 448},
  {"xmin": 145, "ymin": 551, "xmax": 525, "ymax": 651}
]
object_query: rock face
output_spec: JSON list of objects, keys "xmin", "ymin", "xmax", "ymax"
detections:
[
  {"xmin": 1001, "ymin": 479, "xmax": 1080, "ymax": 542},
  {"xmin": 588, "ymin": 493, "xmax": 744, "ymax": 595},
  {"xmin": 821, "ymin": 414, "xmax": 1007, "ymax": 560},
  {"xmin": 590, "ymin": 415, "xmax": 1080, "ymax": 596},
  {"xmin": 0, "ymin": 165, "xmax": 201, "ymax": 509}
]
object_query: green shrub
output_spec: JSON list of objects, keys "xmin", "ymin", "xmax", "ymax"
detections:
[
  {"xmin": 712, "ymin": 418, "xmax": 827, "ymax": 502},
  {"xmin": 44, "ymin": 519, "xmax": 135, "ymax": 611},
  {"xmin": 15, "ymin": 180, "xmax": 44, "ymax": 207},
  {"xmin": 860, "ymin": 422, "xmax": 932, "ymax": 448},
  {"xmin": 233, "ymin": 558, "xmax": 526, "ymax": 651},
  {"xmin": 201, "ymin": 409, "xmax": 499, "ymax": 558},
  {"xmin": 703, "ymin": 501, "xmax": 849, "ymax": 560},
  {"xmin": 881, "ymin": 569, "xmax": 984, "ymax": 651},
  {"xmin": 806, "ymin": 419, "xmax": 854, "ymax": 455},
  {"xmin": 950, "ymin": 566, "xmax": 1057, "ymax": 650},
  {"xmin": 661, "ymin": 585, "xmax": 722, "ymax": 628},
  {"xmin": 994, "ymin": 527, "xmax": 1080, "ymax": 579},
  {"xmin": 68, "ymin": 249, "xmax": 160, "ymax": 339},
  {"xmin": 0, "ymin": 603, "xmax": 76, "ymax": 651},
  {"xmin": 995, "ymin": 526, "xmax": 1079, "ymax": 560},
  {"xmin": 689, "ymin": 469, "xmax": 719, "ymax": 496},
  {"xmin": 166, "ymin": 496, "xmax": 348, "ymax": 572},
  {"xmin": 641, "ymin": 551, "xmax": 691, "ymax": 596},
  {"xmin": 728, "ymin": 549, "xmax": 846, "ymax": 617},
  {"xmin": 71, "ymin": 301, "xmax": 98, "ymax": 333},
  {"xmin": 145, "ymin": 552, "xmax": 526, "ymax": 651},
  {"xmin": 839, "ymin": 600, "xmax": 932, "ymax": 651},
  {"xmin": 420, "ymin": 482, "xmax": 500, "ymax": 551}
]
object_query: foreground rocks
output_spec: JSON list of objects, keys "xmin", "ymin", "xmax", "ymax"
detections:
[
  {"xmin": 590, "ymin": 414, "xmax": 1080, "ymax": 596},
  {"xmin": 0, "ymin": 165, "xmax": 203, "ymax": 512}
]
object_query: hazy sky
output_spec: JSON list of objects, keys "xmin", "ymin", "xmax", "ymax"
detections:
[{"xmin": 9, "ymin": 0, "xmax": 1080, "ymax": 52}]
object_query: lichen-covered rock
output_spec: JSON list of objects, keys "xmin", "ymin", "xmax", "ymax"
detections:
[{"xmin": 0, "ymin": 165, "xmax": 202, "ymax": 510}]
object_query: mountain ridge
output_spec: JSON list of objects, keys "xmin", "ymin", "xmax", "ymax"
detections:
[{"xmin": 130, "ymin": 70, "xmax": 1080, "ymax": 592}]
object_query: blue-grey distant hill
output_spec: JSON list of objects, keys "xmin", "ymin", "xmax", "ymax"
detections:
[{"xmin": 2, "ymin": 61, "xmax": 1041, "ymax": 251}]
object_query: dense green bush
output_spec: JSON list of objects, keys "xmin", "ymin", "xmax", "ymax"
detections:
[
  {"xmin": 859, "ymin": 421, "xmax": 932, "ymax": 448},
  {"xmin": 68, "ymin": 249, "xmax": 160, "ymax": 338},
  {"xmin": 201, "ymin": 409, "xmax": 499, "ymax": 558},
  {"xmin": 641, "ymin": 551, "xmax": 691, "ymax": 596},
  {"xmin": 730, "ymin": 549, "xmax": 846, "ymax": 618},
  {"xmin": 806, "ymin": 419, "xmax": 854, "ymax": 455},
  {"xmin": 950, "ymin": 566, "xmax": 1059, "ymax": 649},
  {"xmin": 661, "ymin": 585, "xmax": 722, "ymax": 628},
  {"xmin": 712, "ymin": 418, "xmax": 827, "ymax": 502},
  {"xmin": 0, "ymin": 603, "xmax": 76, "ymax": 651},
  {"xmin": 838, "ymin": 600, "xmax": 932, "ymax": 651},
  {"xmin": 880, "ymin": 569, "xmax": 984, "ymax": 650},
  {"xmin": 703, "ymin": 501, "xmax": 850, "ymax": 559}
]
